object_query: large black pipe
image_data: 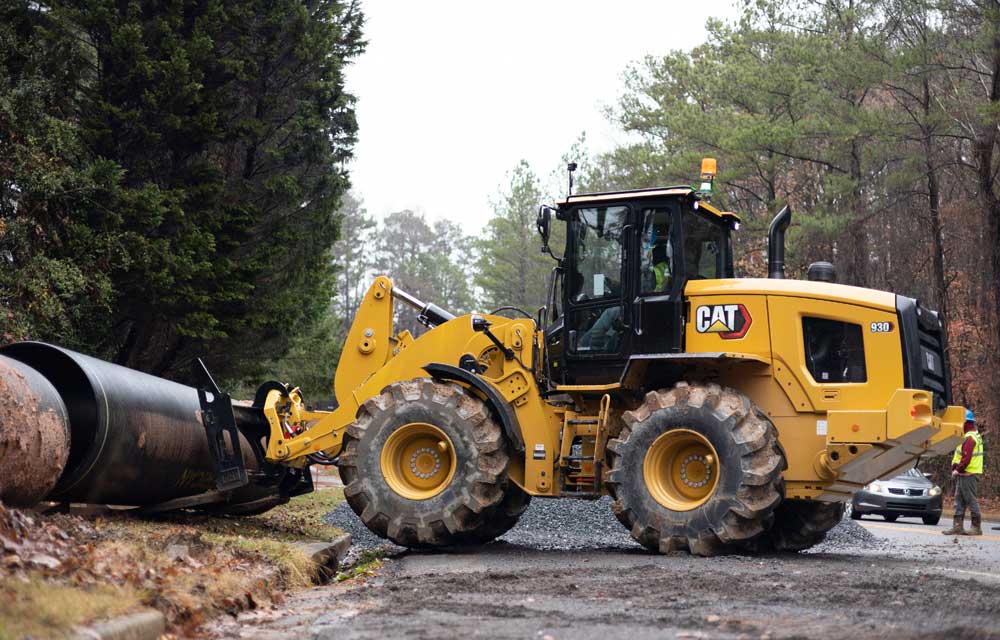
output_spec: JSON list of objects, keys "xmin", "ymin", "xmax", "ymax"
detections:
[
  {"xmin": 0, "ymin": 342, "xmax": 275, "ymax": 506},
  {"xmin": 767, "ymin": 205, "xmax": 792, "ymax": 279}
]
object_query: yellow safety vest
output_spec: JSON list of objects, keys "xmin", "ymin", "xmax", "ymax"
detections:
[
  {"xmin": 952, "ymin": 431, "xmax": 984, "ymax": 475},
  {"xmin": 653, "ymin": 261, "xmax": 670, "ymax": 291}
]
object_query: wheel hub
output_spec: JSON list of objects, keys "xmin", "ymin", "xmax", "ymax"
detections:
[
  {"xmin": 679, "ymin": 454, "xmax": 711, "ymax": 488},
  {"xmin": 381, "ymin": 422, "xmax": 457, "ymax": 500},
  {"xmin": 409, "ymin": 447, "xmax": 442, "ymax": 479},
  {"xmin": 643, "ymin": 428, "xmax": 720, "ymax": 511}
]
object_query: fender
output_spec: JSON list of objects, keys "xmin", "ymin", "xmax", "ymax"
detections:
[{"xmin": 423, "ymin": 363, "xmax": 525, "ymax": 452}]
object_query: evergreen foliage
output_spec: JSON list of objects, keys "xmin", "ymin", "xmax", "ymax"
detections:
[
  {"xmin": 0, "ymin": 2, "xmax": 123, "ymax": 350},
  {"xmin": 374, "ymin": 209, "xmax": 475, "ymax": 337},
  {"xmin": 0, "ymin": 0, "xmax": 365, "ymax": 382},
  {"xmin": 475, "ymin": 161, "xmax": 551, "ymax": 315}
]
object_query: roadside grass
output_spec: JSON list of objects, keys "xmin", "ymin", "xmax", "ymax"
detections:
[
  {"xmin": 0, "ymin": 579, "xmax": 140, "ymax": 640},
  {"xmin": 336, "ymin": 548, "xmax": 385, "ymax": 582},
  {"xmin": 1, "ymin": 487, "xmax": 346, "ymax": 639}
]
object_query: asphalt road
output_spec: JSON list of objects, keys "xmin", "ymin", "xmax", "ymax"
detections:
[
  {"xmin": 855, "ymin": 513, "xmax": 1000, "ymax": 574},
  {"xmin": 206, "ymin": 500, "xmax": 1000, "ymax": 640}
]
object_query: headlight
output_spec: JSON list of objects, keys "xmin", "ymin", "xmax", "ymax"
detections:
[
  {"xmin": 930, "ymin": 485, "xmax": 941, "ymax": 496},
  {"xmin": 868, "ymin": 481, "xmax": 882, "ymax": 493}
]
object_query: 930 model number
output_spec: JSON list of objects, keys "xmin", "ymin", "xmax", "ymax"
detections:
[{"xmin": 870, "ymin": 321, "xmax": 893, "ymax": 333}]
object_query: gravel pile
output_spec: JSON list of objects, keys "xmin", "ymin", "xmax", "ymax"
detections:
[
  {"xmin": 806, "ymin": 514, "xmax": 887, "ymax": 553},
  {"xmin": 497, "ymin": 495, "xmax": 640, "ymax": 550},
  {"xmin": 323, "ymin": 495, "xmax": 640, "ymax": 554},
  {"xmin": 326, "ymin": 496, "xmax": 883, "ymax": 555}
]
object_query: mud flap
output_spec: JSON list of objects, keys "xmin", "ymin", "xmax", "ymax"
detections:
[{"xmin": 195, "ymin": 358, "xmax": 249, "ymax": 492}]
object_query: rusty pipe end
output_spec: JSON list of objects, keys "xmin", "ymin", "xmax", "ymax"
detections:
[{"xmin": 0, "ymin": 355, "xmax": 71, "ymax": 506}]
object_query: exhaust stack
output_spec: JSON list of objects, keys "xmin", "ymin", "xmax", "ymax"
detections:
[{"xmin": 767, "ymin": 205, "xmax": 791, "ymax": 279}]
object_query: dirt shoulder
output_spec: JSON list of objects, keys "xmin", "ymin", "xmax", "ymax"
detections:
[
  {"xmin": 208, "ymin": 496, "xmax": 1000, "ymax": 640},
  {"xmin": 0, "ymin": 488, "xmax": 345, "ymax": 639}
]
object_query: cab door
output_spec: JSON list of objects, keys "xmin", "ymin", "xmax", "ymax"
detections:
[
  {"xmin": 632, "ymin": 202, "xmax": 683, "ymax": 354},
  {"xmin": 632, "ymin": 200, "xmax": 731, "ymax": 354},
  {"xmin": 563, "ymin": 204, "xmax": 632, "ymax": 384}
]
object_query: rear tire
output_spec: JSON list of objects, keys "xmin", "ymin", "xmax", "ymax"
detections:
[
  {"xmin": 883, "ymin": 514, "xmax": 898, "ymax": 522},
  {"xmin": 765, "ymin": 500, "xmax": 845, "ymax": 552},
  {"xmin": 605, "ymin": 382, "xmax": 785, "ymax": 557},
  {"xmin": 922, "ymin": 514, "xmax": 940, "ymax": 526},
  {"xmin": 338, "ymin": 378, "xmax": 510, "ymax": 547}
]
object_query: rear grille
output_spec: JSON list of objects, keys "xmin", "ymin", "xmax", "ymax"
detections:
[
  {"xmin": 897, "ymin": 296, "xmax": 952, "ymax": 411},
  {"xmin": 887, "ymin": 501, "xmax": 925, "ymax": 510},
  {"xmin": 888, "ymin": 488, "xmax": 923, "ymax": 496}
]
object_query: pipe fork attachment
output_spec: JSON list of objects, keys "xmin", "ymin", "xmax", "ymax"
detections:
[{"xmin": 195, "ymin": 358, "xmax": 249, "ymax": 492}]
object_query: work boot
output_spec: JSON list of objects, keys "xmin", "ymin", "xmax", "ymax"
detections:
[
  {"xmin": 967, "ymin": 515, "xmax": 983, "ymax": 536},
  {"xmin": 942, "ymin": 515, "xmax": 965, "ymax": 535}
]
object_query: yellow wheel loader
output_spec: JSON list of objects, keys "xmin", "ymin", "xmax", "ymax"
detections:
[{"xmin": 231, "ymin": 160, "xmax": 966, "ymax": 555}]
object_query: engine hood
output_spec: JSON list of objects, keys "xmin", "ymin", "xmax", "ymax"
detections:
[{"xmin": 685, "ymin": 278, "xmax": 896, "ymax": 313}]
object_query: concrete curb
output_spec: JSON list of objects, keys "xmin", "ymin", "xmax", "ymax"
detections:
[
  {"xmin": 72, "ymin": 533, "xmax": 352, "ymax": 639},
  {"xmin": 296, "ymin": 532, "xmax": 353, "ymax": 582},
  {"xmin": 74, "ymin": 609, "xmax": 165, "ymax": 640}
]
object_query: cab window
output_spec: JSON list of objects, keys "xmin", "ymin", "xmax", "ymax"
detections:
[
  {"xmin": 682, "ymin": 209, "xmax": 723, "ymax": 280},
  {"xmin": 569, "ymin": 206, "xmax": 627, "ymax": 302},
  {"xmin": 803, "ymin": 317, "xmax": 867, "ymax": 383},
  {"xmin": 640, "ymin": 206, "xmax": 674, "ymax": 293}
]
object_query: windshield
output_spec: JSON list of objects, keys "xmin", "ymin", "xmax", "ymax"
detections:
[
  {"xmin": 682, "ymin": 208, "xmax": 724, "ymax": 280},
  {"xmin": 569, "ymin": 206, "xmax": 627, "ymax": 302}
]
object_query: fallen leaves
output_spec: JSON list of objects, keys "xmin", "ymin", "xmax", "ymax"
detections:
[{"xmin": 0, "ymin": 488, "xmax": 346, "ymax": 638}]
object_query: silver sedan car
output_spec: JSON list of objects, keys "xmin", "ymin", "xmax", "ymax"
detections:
[{"xmin": 850, "ymin": 467, "xmax": 943, "ymax": 525}]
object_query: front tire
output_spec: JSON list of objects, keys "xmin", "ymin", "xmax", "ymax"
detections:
[
  {"xmin": 883, "ymin": 514, "xmax": 898, "ymax": 522},
  {"xmin": 338, "ymin": 378, "xmax": 510, "ymax": 547},
  {"xmin": 463, "ymin": 481, "xmax": 531, "ymax": 543},
  {"xmin": 922, "ymin": 514, "xmax": 940, "ymax": 525},
  {"xmin": 605, "ymin": 382, "xmax": 784, "ymax": 556}
]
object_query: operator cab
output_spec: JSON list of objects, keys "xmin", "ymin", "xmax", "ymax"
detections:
[{"xmin": 538, "ymin": 185, "xmax": 739, "ymax": 386}]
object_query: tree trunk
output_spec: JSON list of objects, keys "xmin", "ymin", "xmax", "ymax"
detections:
[
  {"xmin": 973, "ymin": 19, "xmax": 1000, "ymax": 346},
  {"xmin": 848, "ymin": 141, "xmax": 867, "ymax": 286},
  {"xmin": 922, "ymin": 78, "xmax": 949, "ymax": 337}
]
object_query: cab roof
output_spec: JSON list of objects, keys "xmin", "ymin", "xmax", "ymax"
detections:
[{"xmin": 555, "ymin": 186, "xmax": 741, "ymax": 225}]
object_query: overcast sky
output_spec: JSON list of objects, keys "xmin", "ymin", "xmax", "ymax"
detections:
[{"xmin": 345, "ymin": 1, "xmax": 739, "ymax": 235}]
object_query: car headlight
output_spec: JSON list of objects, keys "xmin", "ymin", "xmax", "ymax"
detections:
[
  {"xmin": 868, "ymin": 481, "xmax": 882, "ymax": 494},
  {"xmin": 930, "ymin": 485, "xmax": 941, "ymax": 497}
]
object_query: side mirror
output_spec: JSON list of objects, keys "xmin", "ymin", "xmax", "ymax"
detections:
[{"xmin": 536, "ymin": 205, "xmax": 552, "ymax": 247}]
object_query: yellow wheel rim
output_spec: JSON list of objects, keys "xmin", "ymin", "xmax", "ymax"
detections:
[
  {"xmin": 381, "ymin": 422, "xmax": 457, "ymax": 500},
  {"xmin": 643, "ymin": 428, "xmax": 720, "ymax": 511}
]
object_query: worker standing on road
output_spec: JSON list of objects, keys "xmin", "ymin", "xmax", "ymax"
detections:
[{"xmin": 942, "ymin": 409, "xmax": 984, "ymax": 536}]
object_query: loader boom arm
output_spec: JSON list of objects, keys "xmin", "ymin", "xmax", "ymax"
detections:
[{"xmin": 261, "ymin": 276, "xmax": 401, "ymax": 463}]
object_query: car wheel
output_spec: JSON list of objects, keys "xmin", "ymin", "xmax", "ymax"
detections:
[
  {"xmin": 883, "ymin": 514, "xmax": 898, "ymax": 522},
  {"xmin": 922, "ymin": 514, "xmax": 941, "ymax": 526},
  {"xmin": 850, "ymin": 508, "xmax": 862, "ymax": 520}
]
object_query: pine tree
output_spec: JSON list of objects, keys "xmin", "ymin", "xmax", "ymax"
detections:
[
  {"xmin": 53, "ymin": 0, "xmax": 365, "ymax": 380},
  {"xmin": 0, "ymin": 2, "xmax": 124, "ymax": 349},
  {"xmin": 475, "ymin": 161, "xmax": 552, "ymax": 315}
]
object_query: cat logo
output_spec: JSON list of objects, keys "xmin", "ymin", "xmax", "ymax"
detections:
[{"xmin": 694, "ymin": 304, "xmax": 752, "ymax": 340}]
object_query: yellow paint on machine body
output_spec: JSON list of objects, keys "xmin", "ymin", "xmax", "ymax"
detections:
[{"xmin": 260, "ymin": 274, "xmax": 964, "ymax": 503}]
